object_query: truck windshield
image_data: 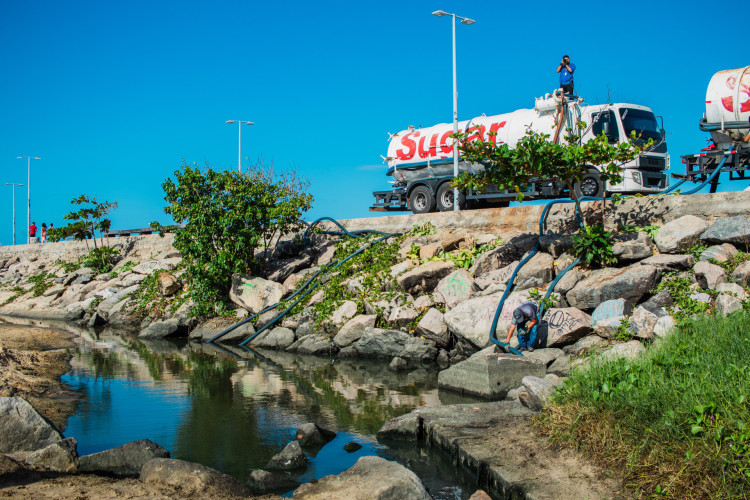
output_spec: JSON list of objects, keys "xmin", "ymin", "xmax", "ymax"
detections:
[{"xmin": 619, "ymin": 109, "xmax": 662, "ymax": 142}]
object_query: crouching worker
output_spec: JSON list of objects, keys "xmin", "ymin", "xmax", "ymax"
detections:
[{"xmin": 505, "ymin": 301, "xmax": 539, "ymax": 352}]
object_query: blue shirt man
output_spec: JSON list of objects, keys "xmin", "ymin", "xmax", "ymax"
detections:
[
  {"xmin": 557, "ymin": 55, "xmax": 575, "ymax": 95},
  {"xmin": 504, "ymin": 301, "xmax": 539, "ymax": 352}
]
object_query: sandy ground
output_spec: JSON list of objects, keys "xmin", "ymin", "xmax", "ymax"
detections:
[{"xmin": 0, "ymin": 322, "xmax": 278, "ymax": 499}]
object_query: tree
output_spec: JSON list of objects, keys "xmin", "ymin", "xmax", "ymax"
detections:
[
  {"xmin": 453, "ymin": 119, "xmax": 653, "ymax": 225},
  {"xmin": 47, "ymin": 195, "xmax": 118, "ymax": 249},
  {"xmin": 161, "ymin": 161, "xmax": 314, "ymax": 316}
]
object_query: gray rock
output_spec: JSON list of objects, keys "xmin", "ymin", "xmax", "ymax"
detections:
[
  {"xmin": 640, "ymin": 290, "xmax": 674, "ymax": 311},
  {"xmin": 412, "ymin": 294, "xmax": 435, "ymax": 309},
  {"xmin": 255, "ymin": 309, "xmax": 279, "ymax": 330},
  {"xmin": 248, "ymin": 469, "xmax": 300, "ymax": 493},
  {"xmin": 591, "ymin": 298, "xmax": 632, "ymax": 329},
  {"xmin": 79, "ymin": 439, "xmax": 169, "ymax": 477},
  {"xmin": 600, "ymin": 340, "xmax": 646, "ymax": 362},
  {"xmin": 138, "ymin": 318, "xmax": 183, "ymax": 339},
  {"xmin": 514, "ymin": 252, "xmax": 554, "ymax": 289},
  {"xmin": 690, "ymin": 292, "xmax": 712, "ymax": 303},
  {"xmin": 295, "ymin": 423, "xmax": 336, "ymax": 447},
  {"xmin": 731, "ymin": 261, "xmax": 750, "ymax": 286},
  {"xmin": 474, "ymin": 261, "xmax": 519, "ymax": 291},
  {"xmin": 694, "ymin": 261, "xmax": 727, "ymax": 289},
  {"xmin": 435, "ymin": 269, "xmax": 475, "ymax": 309},
  {"xmin": 612, "ymin": 231, "xmax": 654, "ymax": 261},
  {"xmin": 387, "ymin": 303, "xmax": 420, "ymax": 327},
  {"xmin": 437, "ymin": 346, "xmax": 547, "ymax": 400},
  {"xmin": 564, "ymin": 335, "xmax": 606, "ymax": 355},
  {"xmin": 72, "ymin": 273, "xmax": 94, "ymax": 285},
  {"xmin": 521, "ymin": 348, "xmax": 565, "ymax": 367},
  {"xmin": 553, "ymin": 267, "xmax": 582, "ymax": 294},
  {"xmin": 376, "ymin": 412, "xmax": 422, "ymax": 441},
  {"xmin": 519, "ymin": 375, "xmax": 560, "ymax": 411},
  {"xmin": 157, "ymin": 272, "xmax": 181, "ymax": 296},
  {"xmin": 470, "ymin": 233, "xmax": 538, "ymax": 276},
  {"xmin": 640, "ymin": 254, "xmax": 695, "ymax": 271},
  {"xmin": 333, "ymin": 314, "xmax": 377, "ymax": 347},
  {"xmin": 266, "ymin": 440, "xmax": 307, "ymax": 470},
  {"xmin": 700, "ymin": 216, "xmax": 750, "ymax": 245},
  {"xmin": 567, "ymin": 264, "xmax": 661, "ymax": 310},
  {"xmin": 542, "ymin": 307, "xmax": 593, "ymax": 347},
  {"xmin": 0, "ymin": 397, "xmax": 63, "ymax": 453},
  {"xmin": 286, "ymin": 334, "xmax": 336, "ymax": 356},
  {"xmin": 538, "ymin": 234, "xmax": 574, "ymax": 258},
  {"xmin": 24, "ymin": 437, "xmax": 78, "ymax": 472},
  {"xmin": 547, "ymin": 355, "xmax": 571, "ymax": 376},
  {"xmin": 292, "ymin": 455, "xmax": 431, "ymax": 500},
  {"xmin": 414, "ymin": 308, "xmax": 449, "ymax": 348},
  {"xmin": 96, "ymin": 285, "xmax": 139, "ymax": 317},
  {"xmin": 331, "ymin": 300, "xmax": 358, "ymax": 327},
  {"xmin": 341, "ymin": 328, "xmax": 437, "ymax": 362},
  {"xmin": 654, "ymin": 215, "xmax": 709, "ymax": 253},
  {"xmin": 344, "ymin": 441, "xmax": 362, "ymax": 453},
  {"xmin": 700, "ymin": 243, "xmax": 738, "ymax": 263},
  {"xmin": 141, "ymin": 458, "xmax": 253, "ymax": 497},
  {"xmin": 716, "ymin": 282, "xmax": 748, "ymax": 300},
  {"xmin": 716, "ymin": 294, "xmax": 743, "ymax": 317},
  {"xmin": 389, "ymin": 261, "xmax": 414, "ymax": 277},
  {"xmin": 229, "ymin": 274, "xmax": 285, "ymax": 314},
  {"xmin": 88, "ymin": 311, "xmax": 107, "ymax": 327},
  {"xmin": 267, "ymin": 254, "xmax": 313, "ymax": 283},
  {"xmin": 131, "ymin": 260, "xmax": 176, "ymax": 275},
  {"xmin": 254, "ymin": 327, "xmax": 296, "ymax": 350},
  {"xmin": 629, "ymin": 305, "xmax": 660, "ymax": 340},
  {"xmin": 444, "ymin": 290, "xmax": 531, "ymax": 349},
  {"xmin": 397, "ymin": 261, "xmax": 456, "ymax": 295},
  {"xmin": 654, "ymin": 316, "xmax": 676, "ymax": 338},
  {"xmin": 389, "ymin": 356, "xmax": 409, "ymax": 371}
]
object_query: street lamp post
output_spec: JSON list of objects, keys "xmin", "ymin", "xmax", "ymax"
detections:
[
  {"xmin": 225, "ymin": 120, "xmax": 254, "ymax": 173},
  {"xmin": 17, "ymin": 156, "xmax": 41, "ymax": 243},
  {"xmin": 432, "ymin": 10, "xmax": 475, "ymax": 211},
  {"xmin": 5, "ymin": 183, "xmax": 24, "ymax": 246}
]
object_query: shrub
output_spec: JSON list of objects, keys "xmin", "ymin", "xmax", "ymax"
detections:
[{"xmin": 571, "ymin": 223, "xmax": 617, "ymax": 267}]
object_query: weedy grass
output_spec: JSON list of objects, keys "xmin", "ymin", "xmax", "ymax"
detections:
[{"xmin": 536, "ymin": 311, "xmax": 750, "ymax": 499}]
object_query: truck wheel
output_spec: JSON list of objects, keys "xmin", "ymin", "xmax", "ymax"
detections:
[
  {"xmin": 436, "ymin": 183, "xmax": 466, "ymax": 212},
  {"xmin": 573, "ymin": 171, "xmax": 604, "ymax": 199},
  {"xmin": 408, "ymin": 185, "xmax": 436, "ymax": 214}
]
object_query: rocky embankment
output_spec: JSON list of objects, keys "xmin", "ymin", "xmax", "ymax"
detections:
[{"xmin": 1, "ymin": 192, "xmax": 750, "ymax": 498}]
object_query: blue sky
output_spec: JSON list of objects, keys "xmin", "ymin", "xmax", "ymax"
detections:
[{"xmin": 1, "ymin": 0, "xmax": 747, "ymax": 246}]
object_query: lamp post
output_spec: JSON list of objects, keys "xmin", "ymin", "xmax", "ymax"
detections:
[
  {"xmin": 17, "ymin": 156, "xmax": 40, "ymax": 243},
  {"xmin": 432, "ymin": 10, "xmax": 475, "ymax": 211},
  {"xmin": 5, "ymin": 183, "xmax": 24, "ymax": 246},
  {"xmin": 225, "ymin": 120, "xmax": 254, "ymax": 173}
]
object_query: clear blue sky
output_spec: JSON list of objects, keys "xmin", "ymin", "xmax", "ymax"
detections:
[{"xmin": 1, "ymin": 0, "xmax": 747, "ymax": 245}]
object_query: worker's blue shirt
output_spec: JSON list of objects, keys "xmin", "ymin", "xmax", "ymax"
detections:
[{"xmin": 559, "ymin": 63, "xmax": 575, "ymax": 85}]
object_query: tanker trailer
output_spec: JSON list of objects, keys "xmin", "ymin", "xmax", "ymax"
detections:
[
  {"xmin": 673, "ymin": 65, "xmax": 750, "ymax": 191},
  {"xmin": 371, "ymin": 92, "xmax": 669, "ymax": 214}
]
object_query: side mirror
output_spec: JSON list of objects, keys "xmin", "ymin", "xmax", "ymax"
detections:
[{"xmin": 603, "ymin": 121, "xmax": 611, "ymax": 136}]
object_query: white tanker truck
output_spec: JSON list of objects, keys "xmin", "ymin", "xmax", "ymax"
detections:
[
  {"xmin": 371, "ymin": 92, "xmax": 670, "ymax": 214},
  {"xmin": 673, "ymin": 65, "xmax": 750, "ymax": 191}
]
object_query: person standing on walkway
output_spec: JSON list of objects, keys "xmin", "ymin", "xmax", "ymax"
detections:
[
  {"xmin": 557, "ymin": 55, "xmax": 576, "ymax": 95},
  {"xmin": 504, "ymin": 301, "xmax": 539, "ymax": 352},
  {"xmin": 29, "ymin": 222, "xmax": 37, "ymax": 239},
  {"xmin": 40, "ymin": 223, "xmax": 47, "ymax": 243}
]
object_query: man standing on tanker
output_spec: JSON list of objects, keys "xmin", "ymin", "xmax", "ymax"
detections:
[
  {"xmin": 504, "ymin": 301, "xmax": 539, "ymax": 352},
  {"xmin": 557, "ymin": 55, "xmax": 575, "ymax": 95}
]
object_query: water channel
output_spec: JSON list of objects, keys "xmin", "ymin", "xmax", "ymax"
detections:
[{"xmin": 7, "ymin": 317, "xmax": 485, "ymax": 499}]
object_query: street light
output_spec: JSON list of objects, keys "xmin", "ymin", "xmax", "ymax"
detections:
[
  {"xmin": 432, "ymin": 10, "xmax": 475, "ymax": 211},
  {"xmin": 225, "ymin": 120, "xmax": 254, "ymax": 173},
  {"xmin": 17, "ymin": 156, "xmax": 40, "ymax": 243},
  {"xmin": 5, "ymin": 183, "xmax": 24, "ymax": 246}
]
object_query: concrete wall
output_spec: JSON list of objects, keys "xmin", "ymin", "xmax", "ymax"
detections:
[{"xmin": 0, "ymin": 233, "xmax": 176, "ymax": 262}]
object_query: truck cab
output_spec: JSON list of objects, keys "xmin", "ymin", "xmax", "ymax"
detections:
[{"xmin": 583, "ymin": 104, "xmax": 669, "ymax": 193}]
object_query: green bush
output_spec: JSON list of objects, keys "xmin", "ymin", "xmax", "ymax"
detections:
[
  {"xmin": 80, "ymin": 246, "xmax": 120, "ymax": 274},
  {"xmin": 571, "ymin": 223, "xmax": 617, "ymax": 267},
  {"xmin": 539, "ymin": 311, "xmax": 750, "ymax": 498},
  {"xmin": 161, "ymin": 161, "xmax": 313, "ymax": 316}
]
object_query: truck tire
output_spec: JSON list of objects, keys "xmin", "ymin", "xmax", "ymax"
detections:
[
  {"xmin": 573, "ymin": 170, "xmax": 604, "ymax": 199},
  {"xmin": 408, "ymin": 185, "xmax": 436, "ymax": 214},
  {"xmin": 436, "ymin": 182, "xmax": 466, "ymax": 212}
]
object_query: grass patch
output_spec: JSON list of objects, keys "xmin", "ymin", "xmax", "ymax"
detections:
[{"xmin": 536, "ymin": 311, "xmax": 750, "ymax": 499}]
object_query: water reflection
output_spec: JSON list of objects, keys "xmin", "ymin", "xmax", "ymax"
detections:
[{"xmin": 8, "ymin": 319, "xmax": 483, "ymax": 499}]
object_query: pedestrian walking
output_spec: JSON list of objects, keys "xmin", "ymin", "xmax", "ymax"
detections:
[{"xmin": 41, "ymin": 223, "xmax": 47, "ymax": 243}]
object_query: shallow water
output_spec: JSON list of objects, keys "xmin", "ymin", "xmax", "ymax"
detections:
[{"xmin": 42, "ymin": 322, "xmax": 484, "ymax": 498}]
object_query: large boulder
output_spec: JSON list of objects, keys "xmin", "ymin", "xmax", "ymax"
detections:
[
  {"xmin": 293, "ymin": 455, "xmax": 430, "ymax": 500},
  {"xmin": 331, "ymin": 300, "xmax": 358, "ymax": 327},
  {"xmin": 731, "ymin": 261, "xmax": 750, "ymax": 286},
  {"xmin": 591, "ymin": 299, "xmax": 632, "ymax": 329},
  {"xmin": 437, "ymin": 346, "xmax": 547, "ymax": 400},
  {"xmin": 295, "ymin": 423, "xmax": 336, "ymax": 447},
  {"xmin": 700, "ymin": 243, "xmax": 738, "ymax": 263},
  {"xmin": 629, "ymin": 305, "xmax": 662, "ymax": 340},
  {"xmin": 396, "ymin": 261, "xmax": 456, "ymax": 295},
  {"xmin": 340, "ymin": 329, "xmax": 437, "ymax": 362},
  {"xmin": 694, "ymin": 261, "xmax": 727, "ymax": 289},
  {"xmin": 266, "ymin": 440, "xmax": 307, "ymax": 471},
  {"xmin": 716, "ymin": 294, "xmax": 743, "ymax": 317},
  {"xmin": 611, "ymin": 232, "xmax": 654, "ymax": 261},
  {"xmin": 229, "ymin": 274, "xmax": 285, "ymax": 314},
  {"xmin": 333, "ymin": 315, "xmax": 377, "ymax": 348},
  {"xmin": 0, "ymin": 397, "xmax": 63, "ymax": 453},
  {"xmin": 253, "ymin": 327, "xmax": 296, "ymax": 350},
  {"xmin": 141, "ymin": 458, "xmax": 253, "ymax": 497},
  {"xmin": 435, "ymin": 269, "xmax": 475, "ymax": 309},
  {"xmin": 414, "ymin": 308, "xmax": 449, "ymax": 348},
  {"xmin": 387, "ymin": 303, "xmax": 420, "ymax": 327},
  {"xmin": 138, "ymin": 318, "xmax": 184, "ymax": 339},
  {"xmin": 157, "ymin": 272, "xmax": 181, "ymax": 296},
  {"xmin": 542, "ymin": 307, "xmax": 592, "ymax": 347},
  {"xmin": 470, "ymin": 233, "xmax": 538, "ymax": 276},
  {"xmin": 538, "ymin": 234, "xmax": 574, "ymax": 258},
  {"xmin": 474, "ymin": 261, "xmax": 519, "ymax": 291},
  {"xmin": 599, "ymin": 340, "xmax": 646, "ymax": 362},
  {"xmin": 519, "ymin": 375, "xmax": 561, "ymax": 411},
  {"xmin": 78, "ymin": 439, "xmax": 170, "ymax": 477},
  {"xmin": 248, "ymin": 469, "xmax": 300, "ymax": 493},
  {"xmin": 23, "ymin": 437, "xmax": 79, "ymax": 472},
  {"xmin": 566, "ymin": 264, "xmax": 661, "ymax": 310},
  {"xmin": 654, "ymin": 215, "xmax": 709, "ymax": 253},
  {"xmin": 286, "ymin": 334, "xmax": 336, "ymax": 356},
  {"xmin": 514, "ymin": 252, "xmax": 554, "ymax": 289},
  {"xmin": 131, "ymin": 260, "xmax": 178, "ymax": 275},
  {"xmin": 443, "ymin": 290, "xmax": 530, "ymax": 349},
  {"xmin": 700, "ymin": 216, "xmax": 750, "ymax": 245},
  {"xmin": 640, "ymin": 254, "xmax": 694, "ymax": 271}
]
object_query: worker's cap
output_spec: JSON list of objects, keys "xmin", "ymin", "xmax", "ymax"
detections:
[{"xmin": 511, "ymin": 309, "xmax": 524, "ymax": 325}]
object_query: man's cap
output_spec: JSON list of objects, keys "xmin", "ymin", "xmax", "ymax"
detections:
[
  {"xmin": 511, "ymin": 308, "xmax": 524, "ymax": 325},
  {"xmin": 563, "ymin": 54, "xmax": 569, "ymax": 59}
]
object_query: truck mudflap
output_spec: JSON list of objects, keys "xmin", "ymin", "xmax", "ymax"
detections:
[{"xmin": 370, "ymin": 187, "xmax": 408, "ymax": 212}]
